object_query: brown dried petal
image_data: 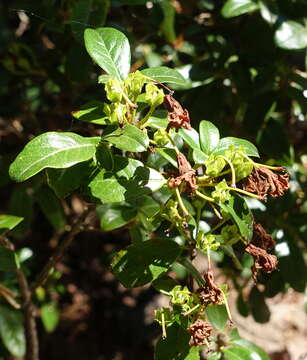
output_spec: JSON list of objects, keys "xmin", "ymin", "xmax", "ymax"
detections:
[
  {"xmin": 252, "ymin": 222, "xmax": 275, "ymax": 251},
  {"xmin": 243, "ymin": 167, "xmax": 289, "ymax": 200},
  {"xmin": 188, "ymin": 319, "xmax": 213, "ymax": 346},
  {"xmin": 168, "ymin": 153, "xmax": 197, "ymax": 193},
  {"xmin": 197, "ymin": 271, "xmax": 223, "ymax": 306},
  {"xmin": 164, "ymin": 95, "xmax": 191, "ymax": 130},
  {"xmin": 245, "ymin": 244, "xmax": 278, "ymax": 282}
]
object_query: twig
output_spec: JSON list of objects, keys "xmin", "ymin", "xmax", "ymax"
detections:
[
  {"xmin": 30, "ymin": 206, "xmax": 92, "ymax": 292},
  {"xmin": 16, "ymin": 269, "xmax": 39, "ymax": 360}
]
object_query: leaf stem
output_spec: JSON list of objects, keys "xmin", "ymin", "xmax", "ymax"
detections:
[
  {"xmin": 195, "ymin": 190, "xmax": 215, "ymax": 203},
  {"xmin": 182, "ymin": 304, "xmax": 200, "ymax": 316},
  {"xmin": 175, "ymin": 188, "xmax": 189, "ymax": 217},
  {"xmin": 226, "ymin": 186, "xmax": 262, "ymax": 199},
  {"xmin": 221, "ymin": 156, "xmax": 236, "ymax": 187}
]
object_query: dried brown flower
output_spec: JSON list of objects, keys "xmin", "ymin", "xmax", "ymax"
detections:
[
  {"xmin": 245, "ymin": 243, "xmax": 278, "ymax": 282},
  {"xmin": 252, "ymin": 222, "xmax": 275, "ymax": 251},
  {"xmin": 188, "ymin": 319, "xmax": 213, "ymax": 346},
  {"xmin": 242, "ymin": 166, "xmax": 289, "ymax": 200},
  {"xmin": 197, "ymin": 270, "xmax": 223, "ymax": 306},
  {"xmin": 164, "ymin": 95, "xmax": 191, "ymax": 131},
  {"xmin": 168, "ymin": 152, "xmax": 197, "ymax": 192}
]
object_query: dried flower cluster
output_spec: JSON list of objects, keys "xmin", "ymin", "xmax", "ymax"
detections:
[
  {"xmin": 197, "ymin": 271, "xmax": 223, "ymax": 306},
  {"xmin": 188, "ymin": 319, "xmax": 213, "ymax": 346},
  {"xmin": 164, "ymin": 95, "xmax": 191, "ymax": 131},
  {"xmin": 168, "ymin": 152, "xmax": 197, "ymax": 192},
  {"xmin": 243, "ymin": 166, "xmax": 289, "ymax": 200}
]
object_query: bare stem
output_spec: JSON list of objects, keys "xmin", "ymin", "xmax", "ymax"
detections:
[
  {"xmin": 195, "ymin": 190, "xmax": 215, "ymax": 203},
  {"xmin": 227, "ymin": 186, "xmax": 262, "ymax": 199},
  {"xmin": 16, "ymin": 269, "xmax": 39, "ymax": 360},
  {"xmin": 175, "ymin": 188, "xmax": 189, "ymax": 217},
  {"xmin": 31, "ymin": 207, "xmax": 92, "ymax": 292}
]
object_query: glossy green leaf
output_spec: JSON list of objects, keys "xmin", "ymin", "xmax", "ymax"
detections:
[
  {"xmin": 0, "ymin": 246, "xmax": 18, "ymax": 271},
  {"xmin": 205, "ymin": 305, "xmax": 228, "ymax": 330},
  {"xmin": 178, "ymin": 128, "xmax": 200, "ymax": 150},
  {"xmin": 155, "ymin": 148, "xmax": 178, "ymax": 168},
  {"xmin": 221, "ymin": 0, "xmax": 259, "ymax": 18},
  {"xmin": 232, "ymin": 338, "xmax": 269, "ymax": 360},
  {"xmin": 0, "ymin": 307, "xmax": 25, "ymax": 357},
  {"xmin": 159, "ymin": 1, "xmax": 176, "ymax": 43},
  {"xmin": 103, "ymin": 125, "xmax": 149, "ymax": 152},
  {"xmin": 147, "ymin": 110, "xmax": 168, "ymax": 129},
  {"xmin": 112, "ymin": 238, "xmax": 181, "ymax": 287},
  {"xmin": 95, "ymin": 142, "xmax": 114, "ymax": 171},
  {"xmin": 9, "ymin": 132, "xmax": 100, "ymax": 182},
  {"xmin": 97, "ymin": 203, "xmax": 137, "ymax": 231},
  {"xmin": 220, "ymin": 196, "xmax": 253, "ymax": 241},
  {"xmin": 70, "ymin": 0, "xmax": 93, "ymax": 43},
  {"xmin": 152, "ymin": 276, "xmax": 178, "ymax": 294},
  {"xmin": 213, "ymin": 137, "xmax": 259, "ymax": 157},
  {"xmin": 71, "ymin": 101, "xmax": 108, "ymax": 125},
  {"xmin": 36, "ymin": 185, "xmax": 67, "ymax": 231},
  {"xmin": 41, "ymin": 302, "xmax": 59, "ymax": 333},
  {"xmin": 84, "ymin": 27, "xmax": 131, "ymax": 80},
  {"xmin": 46, "ymin": 161, "xmax": 95, "ymax": 198},
  {"xmin": 88, "ymin": 156, "xmax": 166, "ymax": 203},
  {"xmin": 249, "ymin": 286, "xmax": 270, "ymax": 323},
  {"xmin": 141, "ymin": 67, "xmax": 186, "ymax": 87},
  {"xmin": 0, "ymin": 215, "xmax": 23, "ymax": 234},
  {"xmin": 223, "ymin": 345, "xmax": 255, "ymax": 360},
  {"xmin": 199, "ymin": 120, "xmax": 220, "ymax": 154},
  {"xmin": 275, "ymin": 21, "xmax": 307, "ymax": 50},
  {"xmin": 134, "ymin": 196, "xmax": 160, "ymax": 218},
  {"xmin": 154, "ymin": 323, "xmax": 191, "ymax": 360},
  {"xmin": 193, "ymin": 148, "xmax": 209, "ymax": 164}
]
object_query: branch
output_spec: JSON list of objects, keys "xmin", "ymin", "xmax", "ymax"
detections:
[
  {"xmin": 30, "ymin": 206, "xmax": 92, "ymax": 292},
  {"xmin": 16, "ymin": 269, "xmax": 39, "ymax": 360}
]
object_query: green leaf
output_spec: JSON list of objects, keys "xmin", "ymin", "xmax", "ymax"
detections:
[
  {"xmin": 220, "ymin": 196, "xmax": 253, "ymax": 241},
  {"xmin": 141, "ymin": 67, "xmax": 186, "ymax": 87},
  {"xmin": 41, "ymin": 302, "xmax": 59, "ymax": 333},
  {"xmin": 205, "ymin": 305, "xmax": 228, "ymax": 330},
  {"xmin": 0, "ymin": 247, "xmax": 18, "ymax": 272},
  {"xmin": 221, "ymin": 0, "xmax": 259, "ymax": 18},
  {"xmin": 70, "ymin": 0, "xmax": 93, "ymax": 43},
  {"xmin": 46, "ymin": 161, "xmax": 95, "ymax": 198},
  {"xmin": 159, "ymin": 1, "xmax": 176, "ymax": 43},
  {"xmin": 0, "ymin": 307, "xmax": 25, "ymax": 357},
  {"xmin": 178, "ymin": 128, "xmax": 200, "ymax": 150},
  {"xmin": 232, "ymin": 338, "xmax": 269, "ymax": 360},
  {"xmin": 88, "ymin": 156, "xmax": 166, "ymax": 203},
  {"xmin": 199, "ymin": 120, "xmax": 220, "ymax": 154},
  {"xmin": 152, "ymin": 276, "xmax": 178, "ymax": 294},
  {"xmin": 36, "ymin": 185, "xmax": 67, "ymax": 232},
  {"xmin": 155, "ymin": 148, "xmax": 178, "ymax": 168},
  {"xmin": 0, "ymin": 215, "xmax": 23, "ymax": 234},
  {"xmin": 275, "ymin": 21, "xmax": 307, "ymax": 50},
  {"xmin": 9, "ymin": 132, "xmax": 100, "ymax": 182},
  {"xmin": 249, "ymin": 286, "xmax": 270, "ymax": 323},
  {"xmin": 103, "ymin": 125, "xmax": 149, "ymax": 152},
  {"xmin": 155, "ymin": 323, "xmax": 191, "ymax": 360},
  {"xmin": 71, "ymin": 101, "xmax": 108, "ymax": 125},
  {"xmin": 112, "ymin": 238, "xmax": 181, "ymax": 287},
  {"xmin": 147, "ymin": 110, "xmax": 168, "ymax": 129},
  {"xmin": 193, "ymin": 148, "xmax": 209, "ymax": 164},
  {"xmin": 84, "ymin": 27, "xmax": 131, "ymax": 80},
  {"xmin": 97, "ymin": 203, "xmax": 137, "ymax": 231},
  {"xmin": 213, "ymin": 137, "xmax": 259, "ymax": 157},
  {"xmin": 223, "ymin": 345, "xmax": 256, "ymax": 360},
  {"xmin": 95, "ymin": 143, "xmax": 114, "ymax": 171}
]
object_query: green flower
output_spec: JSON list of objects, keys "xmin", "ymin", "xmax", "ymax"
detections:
[
  {"xmin": 211, "ymin": 179, "xmax": 231, "ymax": 202},
  {"xmin": 145, "ymin": 83, "xmax": 164, "ymax": 108},
  {"xmin": 221, "ymin": 225, "xmax": 241, "ymax": 246},
  {"xmin": 154, "ymin": 128, "xmax": 169, "ymax": 146},
  {"xmin": 125, "ymin": 71, "xmax": 146, "ymax": 99},
  {"xmin": 155, "ymin": 307, "xmax": 173, "ymax": 327},
  {"xmin": 205, "ymin": 155, "xmax": 226, "ymax": 177},
  {"xmin": 196, "ymin": 232, "xmax": 221, "ymax": 252},
  {"xmin": 105, "ymin": 78, "xmax": 123, "ymax": 103}
]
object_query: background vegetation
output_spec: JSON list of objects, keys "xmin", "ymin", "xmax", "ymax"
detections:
[{"xmin": 0, "ymin": 0, "xmax": 306, "ymax": 359}]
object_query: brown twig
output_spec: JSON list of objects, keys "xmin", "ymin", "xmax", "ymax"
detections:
[
  {"xmin": 30, "ymin": 206, "xmax": 92, "ymax": 292},
  {"xmin": 16, "ymin": 269, "xmax": 39, "ymax": 360}
]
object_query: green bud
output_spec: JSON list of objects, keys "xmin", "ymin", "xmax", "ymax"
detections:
[
  {"xmin": 221, "ymin": 225, "xmax": 241, "ymax": 246},
  {"xmin": 125, "ymin": 71, "xmax": 146, "ymax": 99},
  {"xmin": 170, "ymin": 285, "xmax": 191, "ymax": 306},
  {"xmin": 211, "ymin": 179, "xmax": 231, "ymax": 203},
  {"xmin": 114, "ymin": 103, "xmax": 127, "ymax": 123},
  {"xmin": 103, "ymin": 103, "xmax": 117, "ymax": 123},
  {"xmin": 196, "ymin": 232, "xmax": 221, "ymax": 252},
  {"xmin": 205, "ymin": 155, "xmax": 226, "ymax": 177},
  {"xmin": 145, "ymin": 83, "xmax": 164, "ymax": 108},
  {"xmin": 105, "ymin": 78, "xmax": 123, "ymax": 103},
  {"xmin": 153, "ymin": 128, "xmax": 169, "ymax": 146}
]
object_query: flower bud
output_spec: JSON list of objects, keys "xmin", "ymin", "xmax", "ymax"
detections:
[
  {"xmin": 145, "ymin": 83, "xmax": 164, "ymax": 108},
  {"xmin": 153, "ymin": 128, "xmax": 169, "ymax": 146},
  {"xmin": 105, "ymin": 78, "xmax": 123, "ymax": 103}
]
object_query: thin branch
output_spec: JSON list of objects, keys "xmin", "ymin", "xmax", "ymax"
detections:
[
  {"xmin": 16, "ymin": 269, "xmax": 39, "ymax": 360},
  {"xmin": 30, "ymin": 207, "xmax": 92, "ymax": 292}
]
